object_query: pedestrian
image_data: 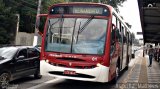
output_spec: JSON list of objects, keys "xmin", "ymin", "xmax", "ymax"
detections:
[{"xmin": 148, "ymin": 45, "xmax": 154, "ymax": 67}]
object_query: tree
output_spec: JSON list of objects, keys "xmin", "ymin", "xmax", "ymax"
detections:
[
  {"xmin": 3, "ymin": 0, "xmax": 38, "ymax": 33},
  {"xmin": 41, "ymin": 0, "xmax": 65, "ymax": 13},
  {"xmin": 70, "ymin": 0, "xmax": 98, "ymax": 2},
  {"xmin": 0, "ymin": 0, "xmax": 17, "ymax": 44},
  {"xmin": 102, "ymin": 0, "xmax": 127, "ymax": 12},
  {"xmin": 13, "ymin": 0, "xmax": 37, "ymax": 33}
]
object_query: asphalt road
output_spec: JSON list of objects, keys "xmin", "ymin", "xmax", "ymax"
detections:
[{"xmin": 9, "ymin": 50, "xmax": 142, "ymax": 89}]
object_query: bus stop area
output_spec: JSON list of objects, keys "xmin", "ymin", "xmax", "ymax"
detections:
[
  {"xmin": 121, "ymin": 0, "xmax": 160, "ymax": 87},
  {"xmin": 137, "ymin": 0, "xmax": 160, "ymax": 70},
  {"xmin": 138, "ymin": 0, "xmax": 160, "ymax": 44},
  {"xmin": 113, "ymin": 49, "xmax": 160, "ymax": 89},
  {"xmin": 132, "ymin": 51, "xmax": 160, "ymax": 84}
]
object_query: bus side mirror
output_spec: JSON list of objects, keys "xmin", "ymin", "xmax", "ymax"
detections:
[
  {"xmin": 111, "ymin": 30, "xmax": 115, "ymax": 45},
  {"xmin": 36, "ymin": 14, "xmax": 48, "ymax": 37},
  {"xmin": 115, "ymin": 29, "xmax": 121, "ymax": 39},
  {"xmin": 112, "ymin": 27, "xmax": 121, "ymax": 40}
]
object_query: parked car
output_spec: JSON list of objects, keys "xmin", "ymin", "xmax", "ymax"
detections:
[{"xmin": 0, "ymin": 46, "xmax": 42, "ymax": 89}]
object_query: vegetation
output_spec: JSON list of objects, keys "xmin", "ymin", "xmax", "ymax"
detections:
[
  {"xmin": 0, "ymin": 0, "xmax": 17, "ymax": 44},
  {"xmin": 0, "ymin": 0, "xmax": 127, "ymax": 44}
]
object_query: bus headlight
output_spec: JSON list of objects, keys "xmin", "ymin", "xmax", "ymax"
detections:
[
  {"xmin": 45, "ymin": 59, "xmax": 49, "ymax": 63},
  {"xmin": 96, "ymin": 63, "xmax": 102, "ymax": 67}
]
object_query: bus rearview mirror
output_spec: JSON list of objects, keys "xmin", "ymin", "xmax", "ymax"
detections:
[
  {"xmin": 36, "ymin": 14, "xmax": 48, "ymax": 37},
  {"xmin": 115, "ymin": 29, "xmax": 120, "ymax": 39}
]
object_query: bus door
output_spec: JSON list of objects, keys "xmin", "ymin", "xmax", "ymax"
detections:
[
  {"xmin": 110, "ymin": 15, "xmax": 119, "ymax": 77},
  {"xmin": 117, "ymin": 19, "xmax": 123, "ymax": 70},
  {"xmin": 126, "ymin": 31, "xmax": 131, "ymax": 62},
  {"xmin": 121, "ymin": 25, "xmax": 128, "ymax": 69}
]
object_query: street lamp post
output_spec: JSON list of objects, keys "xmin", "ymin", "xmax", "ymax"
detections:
[
  {"xmin": 15, "ymin": 14, "xmax": 20, "ymax": 45},
  {"xmin": 33, "ymin": 0, "xmax": 42, "ymax": 46}
]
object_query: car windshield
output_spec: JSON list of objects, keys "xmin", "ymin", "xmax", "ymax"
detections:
[
  {"xmin": 45, "ymin": 18, "xmax": 108, "ymax": 55},
  {"xmin": 0, "ymin": 47, "xmax": 17, "ymax": 59}
]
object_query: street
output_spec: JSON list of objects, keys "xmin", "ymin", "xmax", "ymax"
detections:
[{"xmin": 8, "ymin": 49, "xmax": 160, "ymax": 89}]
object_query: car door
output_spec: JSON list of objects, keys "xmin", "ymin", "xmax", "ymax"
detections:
[
  {"xmin": 14, "ymin": 48, "xmax": 29, "ymax": 77},
  {"xmin": 27, "ymin": 48, "xmax": 40, "ymax": 72}
]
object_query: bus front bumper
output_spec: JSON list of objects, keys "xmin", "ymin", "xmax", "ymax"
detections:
[{"xmin": 40, "ymin": 60, "xmax": 110, "ymax": 83}]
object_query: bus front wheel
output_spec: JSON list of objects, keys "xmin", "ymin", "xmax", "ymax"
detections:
[{"xmin": 111, "ymin": 64, "xmax": 120, "ymax": 84}]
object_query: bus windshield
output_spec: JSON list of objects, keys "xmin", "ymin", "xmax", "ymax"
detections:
[{"xmin": 45, "ymin": 18, "xmax": 108, "ymax": 55}]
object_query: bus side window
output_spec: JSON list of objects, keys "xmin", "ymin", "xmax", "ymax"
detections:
[
  {"xmin": 129, "ymin": 33, "xmax": 132, "ymax": 45},
  {"xmin": 110, "ymin": 23, "xmax": 116, "ymax": 55},
  {"xmin": 110, "ymin": 25, "xmax": 121, "ymax": 54},
  {"xmin": 111, "ymin": 14, "xmax": 117, "ymax": 44},
  {"xmin": 112, "ymin": 15, "xmax": 116, "ymax": 26},
  {"xmin": 121, "ymin": 24, "xmax": 126, "ymax": 43},
  {"xmin": 116, "ymin": 30, "xmax": 121, "ymax": 41},
  {"xmin": 111, "ymin": 24, "xmax": 117, "ymax": 44}
]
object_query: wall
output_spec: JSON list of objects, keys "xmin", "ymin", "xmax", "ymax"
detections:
[{"xmin": 15, "ymin": 32, "xmax": 34, "ymax": 46}]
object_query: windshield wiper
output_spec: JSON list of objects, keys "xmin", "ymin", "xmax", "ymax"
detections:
[
  {"xmin": 46, "ymin": 16, "xmax": 64, "ymax": 43},
  {"xmin": 47, "ymin": 18, "xmax": 60, "ymax": 35},
  {"xmin": 70, "ymin": 18, "xmax": 77, "ymax": 53},
  {"xmin": 59, "ymin": 14, "xmax": 64, "ymax": 43},
  {"xmin": 76, "ymin": 16, "xmax": 94, "ymax": 43}
]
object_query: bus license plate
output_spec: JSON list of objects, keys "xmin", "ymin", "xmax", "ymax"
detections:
[{"xmin": 64, "ymin": 70, "xmax": 76, "ymax": 75}]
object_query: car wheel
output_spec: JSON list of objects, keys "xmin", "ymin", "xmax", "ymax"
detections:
[
  {"xmin": 0, "ymin": 73, "xmax": 10, "ymax": 89},
  {"xmin": 34, "ymin": 70, "xmax": 42, "ymax": 79}
]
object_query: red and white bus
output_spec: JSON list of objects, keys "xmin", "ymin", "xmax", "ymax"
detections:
[{"xmin": 36, "ymin": 2, "xmax": 132, "ymax": 83}]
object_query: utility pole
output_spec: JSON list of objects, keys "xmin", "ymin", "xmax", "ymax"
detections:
[
  {"xmin": 33, "ymin": 0, "xmax": 42, "ymax": 46},
  {"xmin": 15, "ymin": 14, "xmax": 20, "ymax": 45}
]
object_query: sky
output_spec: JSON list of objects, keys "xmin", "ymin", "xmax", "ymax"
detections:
[{"xmin": 119, "ymin": 0, "xmax": 143, "ymax": 39}]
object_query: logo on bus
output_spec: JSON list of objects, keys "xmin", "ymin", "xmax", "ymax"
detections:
[
  {"xmin": 92, "ymin": 57, "xmax": 97, "ymax": 61},
  {"xmin": 49, "ymin": 54, "xmax": 62, "ymax": 57}
]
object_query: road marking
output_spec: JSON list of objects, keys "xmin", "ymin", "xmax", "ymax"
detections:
[{"xmin": 26, "ymin": 78, "xmax": 63, "ymax": 89}]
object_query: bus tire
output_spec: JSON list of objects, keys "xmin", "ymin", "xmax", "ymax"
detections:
[
  {"xmin": 34, "ymin": 69, "xmax": 42, "ymax": 79},
  {"xmin": 111, "ymin": 63, "xmax": 120, "ymax": 84},
  {"xmin": 132, "ymin": 54, "xmax": 135, "ymax": 58},
  {"xmin": 125, "ymin": 65, "xmax": 129, "ymax": 70},
  {"xmin": 125, "ymin": 56, "xmax": 129, "ymax": 70}
]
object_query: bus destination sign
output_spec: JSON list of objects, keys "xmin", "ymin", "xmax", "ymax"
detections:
[
  {"xmin": 72, "ymin": 7, "xmax": 103, "ymax": 14},
  {"xmin": 50, "ymin": 6, "xmax": 109, "ymax": 16}
]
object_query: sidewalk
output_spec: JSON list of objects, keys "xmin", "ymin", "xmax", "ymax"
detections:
[
  {"xmin": 145, "ymin": 55, "xmax": 160, "ymax": 83},
  {"xmin": 127, "ymin": 50, "xmax": 160, "ymax": 84},
  {"xmin": 123, "ymin": 50, "xmax": 160, "ymax": 89}
]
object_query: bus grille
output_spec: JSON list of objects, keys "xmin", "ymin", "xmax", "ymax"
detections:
[
  {"xmin": 56, "ymin": 57, "xmax": 85, "ymax": 61},
  {"xmin": 49, "ymin": 62, "xmax": 96, "ymax": 69},
  {"xmin": 49, "ymin": 71, "xmax": 95, "ymax": 79}
]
